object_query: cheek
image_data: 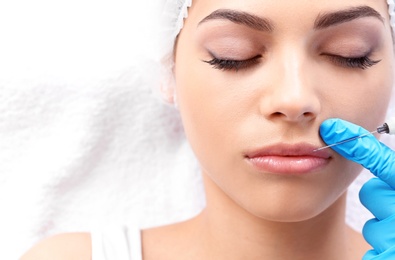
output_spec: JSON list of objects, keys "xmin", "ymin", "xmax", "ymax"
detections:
[
  {"xmin": 317, "ymin": 59, "xmax": 393, "ymax": 130},
  {"xmin": 175, "ymin": 61, "xmax": 245, "ymax": 167},
  {"xmin": 352, "ymin": 69, "xmax": 392, "ymax": 128}
]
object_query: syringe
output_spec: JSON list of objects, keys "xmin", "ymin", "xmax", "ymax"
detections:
[{"xmin": 314, "ymin": 117, "xmax": 395, "ymax": 152}]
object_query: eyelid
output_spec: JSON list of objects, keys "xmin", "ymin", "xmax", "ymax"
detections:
[
  {"xmin": 207, "ymin": 49, "xmax": 259, "ymax": 61},
  {"xmin": 202, "ymin": 54, "xmax": 262, "ymax": 71},
  {"xmin": 324, "ymin": 53, "xmax": 381, "ymax": 69}
]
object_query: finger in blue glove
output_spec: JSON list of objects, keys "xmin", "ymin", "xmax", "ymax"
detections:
[
  {"xmin": 363, "ymin": 215, "xmax": 395, "ymax": 255},
  {"xmin": 363, "ymin": 245, "xmax": 395, "ymax": 260},
  {"xmin": 360, "ymin": 178, "xmax": 395, "ymax": 221},
  {"xmin": 319, "ymin": 118, "xmax": 395, "ymax": 189}
]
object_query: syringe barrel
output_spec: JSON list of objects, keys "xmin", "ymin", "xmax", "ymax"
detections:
[
  {"xmin": 377, "ymin": 123, "xmax": 390, "ymax": 134},
  {"xmin": 378, "ymin": 117, "xmax": 395, "ymax": 135}
]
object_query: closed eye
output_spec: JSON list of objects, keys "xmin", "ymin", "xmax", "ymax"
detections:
[
  {"xmin": 203, "ymin": 54, "xmax": 262, "ymax": 71},
  {"xmin": 327, "ymin": 54, "xmax": 381, "ymax": 69}
]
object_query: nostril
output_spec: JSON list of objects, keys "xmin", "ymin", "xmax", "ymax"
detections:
[
  {"xmin": 260, "ymin": 90, "xmax": 321, "ymax": 122},
  {"xmin": 268, "ymin": 110, "xmax": 317, "ymax": 122},
  {"xmin": 303, "ymin": 112, "xmax": 315, "ymax": 118},
  {"xmin": 271, "ymin": 112, "xmax": 285, "ymax": 118}
]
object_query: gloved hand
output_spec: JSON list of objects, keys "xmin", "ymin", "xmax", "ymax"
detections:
[{"xmin": 319, "ymin": 118, "xmax": 395, "ymax": 259}]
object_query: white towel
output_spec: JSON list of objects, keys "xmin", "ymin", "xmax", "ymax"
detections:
[{"xmin": 0, "ymin": 1, "xmax": 204, "ymax": 258}]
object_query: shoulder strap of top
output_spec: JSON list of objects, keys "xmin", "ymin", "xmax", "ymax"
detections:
[
  {"xmin": 91, "ymin": 225, "xmax": 142, "ymax": 260},
  {"xmin": 129, "ymin": 226, "xmax": 143, "ymax": 260}
]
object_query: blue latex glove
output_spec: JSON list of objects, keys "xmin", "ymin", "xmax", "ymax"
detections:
[{"xmin": 319, "ymin": 118, "xmax": 395, "ymax": 259}]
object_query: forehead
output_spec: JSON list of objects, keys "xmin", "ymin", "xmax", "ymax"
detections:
[{"xmin": 186, "ymin": 0, "xmax": 391, "ymax": 27}]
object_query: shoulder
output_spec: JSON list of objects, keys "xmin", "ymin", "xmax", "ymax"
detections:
[
  {"xmin": 347, "ymin": 227, "xmax": 371, "ymax": 259},
  {"xmin": 20, "ymin": 232, "xmax": 91, "ymax": 260}
]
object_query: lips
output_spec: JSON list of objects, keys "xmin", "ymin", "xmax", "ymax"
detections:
[{"xmin": 244, "ymin": 143, "xmax": 331, "ymax": 175}]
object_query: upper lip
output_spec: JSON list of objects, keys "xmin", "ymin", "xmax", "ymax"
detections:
[{"xmin": 245, "ymin": 143, "xmax": 331, "ymax": 159}]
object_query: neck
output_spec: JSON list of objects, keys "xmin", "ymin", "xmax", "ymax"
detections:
[{"xmin": 192, "ymin": 174, "xmax": 353, "ymax": 260}]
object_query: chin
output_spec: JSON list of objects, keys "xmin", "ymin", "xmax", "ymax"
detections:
[
  {"xmin": 255, "ymin": 206, "xmax": 330, "ymax": 223},
  {"xmin": 242, "ymin": 190, "xmax": 346, "ymax": 223}
]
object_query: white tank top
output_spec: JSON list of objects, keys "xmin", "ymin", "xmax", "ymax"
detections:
[{"xmin": 91, "ymin": 226, "xmax": 142, "ymax": 260}]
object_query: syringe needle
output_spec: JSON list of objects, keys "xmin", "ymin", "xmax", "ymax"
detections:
[
  {"xmin": 314, "ymin": 118, "xmax": 395, "ymax": 152},
  {"xmin": 314, "ymin": 130, "xmax": 378, "ymax": 152}
]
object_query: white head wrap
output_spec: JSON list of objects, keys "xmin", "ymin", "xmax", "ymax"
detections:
[
  {"xmin": 158, "ymin": 0, "xmax": 192, "ymax": 93},
  {"xmin": 160, "ymin": 0, "xmax": 395, "ymax": 231},
  {"xmin": 388, "ymin": 0, "xmax": 395, "ymax": 28}
]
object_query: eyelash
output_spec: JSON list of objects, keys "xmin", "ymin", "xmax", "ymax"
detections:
[
  {"xmin": 328, "ymin": 55, "xmax": 381, "ymax": 70},
  {"xmin": 203, "ymin": 55, "xmax": 261, "ymax": 71},
  {"xmin": 203, "ymin": 54, "xmax": 380, "ymax": 71}
]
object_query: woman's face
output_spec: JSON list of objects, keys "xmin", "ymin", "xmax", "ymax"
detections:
[{"xmin": 174, "ymin": 0, "xmax": 394, "ymax": 221}]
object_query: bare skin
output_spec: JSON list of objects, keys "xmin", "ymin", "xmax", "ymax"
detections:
[
  {"xmin": 21, "ymin": 193, "xmax": 369, "ymax": 260},
  {"xmin": 141, "ymin": 177, "xmax": 370, "ymax": 260},
  {"xmin": 20, "ymin": 233, "xmax": 91, "ymax": 260}
]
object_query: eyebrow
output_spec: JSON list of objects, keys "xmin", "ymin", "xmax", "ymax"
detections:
[
  {"xmin": 198, "ymin": 6, "xmax": 384, "ymax": 32},
  {"xmin": 198, "ymin": 9, "xmax": 274, "ymax": 32},
  {"xmin": 314, "ymin": 6, "xmax": 384, "ymax": 29}
]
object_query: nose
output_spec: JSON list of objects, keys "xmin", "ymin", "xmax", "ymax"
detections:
[{"xmin": 260, "ymin": 50, "xmax": 321, "ymax": 123}]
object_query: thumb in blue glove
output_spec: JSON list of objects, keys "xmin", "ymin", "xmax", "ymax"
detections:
[
  {"xmin": 320, "ymin": 118, "xmax": 395, "ymax": 188},
  {"xmin": 319, "ymin": 118, "xmax": 395, "ymax": 260}
]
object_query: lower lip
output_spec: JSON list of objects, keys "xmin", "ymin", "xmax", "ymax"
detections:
[{"xmin": 247, "ymin": 156, "xmax": 330, "ymax": 175}]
